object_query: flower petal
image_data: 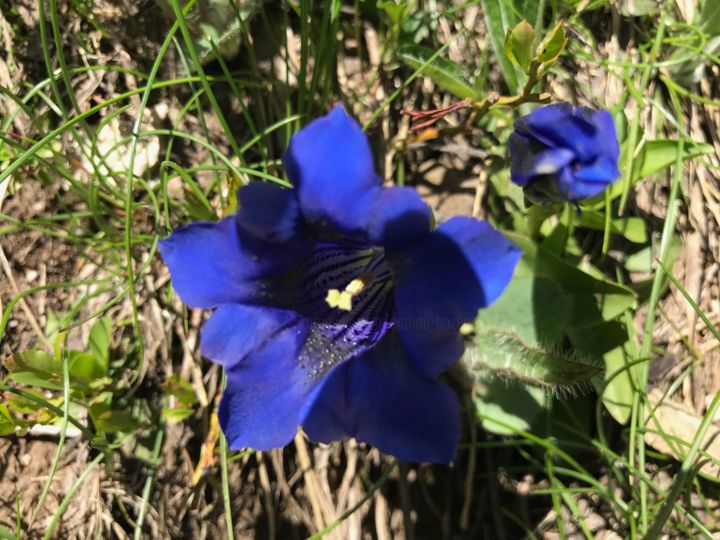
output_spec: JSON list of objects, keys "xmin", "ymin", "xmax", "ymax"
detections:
[
  {"xmin": 200, "ymin": 304, "xmax": 298, "ymax": 370},
  {"xmin": 366, "ymin": 187, "xmax": 432, "ymax": 249},
  {"xmin": 218, "ymin": 303, "xmax": 395, "ymax": 451},
  {"xmin": 556, "ymin": 166, "xmax": 611, "ymax": 201},
  {"xmin": 574, "ymin": 155, "xmax": 620, "ymax": 184},
  {"xmin": 159, "ymin": 217, "xmax": 258, "ymax": 308},
  {"xmin": 394, "ymin": 325, "xmax": 465, "ymax": 378},
  {"xmin": 391, "ymin": 217, "xmax": 522, "ymax": 325},
  {"xmin": 509, "ymin": 133, "xmax": 576, "ymax": 187},
  {"xmin": 520, "ymin": 103, "xmax": 599, "ymax": 162},
  {"xmin": 220, "ymin": 319, "xmax": 315, "ymax": 450},
  {"xmin": 284, "ymin": 105, "xmax": 381, "ymax": 237},
  {"xmin": 236, "ymin": 182, "xmax": 305, "ymax": 244},
  {"xmin": 302, "ymin": 334, "xmax": 460, "ymax": 463},
  {"xmin": 588, "ymin": 109, "xmax": 620, "ymax": 161}
]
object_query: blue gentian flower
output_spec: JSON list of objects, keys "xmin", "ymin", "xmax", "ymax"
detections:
[
  {"xmin": 160, "ymin": 105, "xmax": 521, "ymax": 463},
  {"xmin": 508, "ymin": 103, "xmax": 620, "ymax": 204}
]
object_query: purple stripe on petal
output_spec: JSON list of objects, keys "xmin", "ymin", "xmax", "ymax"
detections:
[{"xmin": 243, "ymin": 240, "xmax": 397, "ymax": 381}]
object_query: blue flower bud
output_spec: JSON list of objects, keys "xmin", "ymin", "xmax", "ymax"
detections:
[{"xmin": 509, "ymin": 103, "xmax": 621, "ymax": 204}]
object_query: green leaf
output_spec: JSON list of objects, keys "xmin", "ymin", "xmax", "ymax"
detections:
[
  {"xmin": 0, "ymin": 403, "xmax": 15, "ymax": 436},
  {"xmin": 469, "ymin": 276, "xmax": 602, "ymax": 390},
  {"xmin": 515, "ymin": 0, "xmax": 540, "ymax": 24},
  {"xmin": 618, "ymin": 0, "xmax": 660, "ymax": 16},
  {"xmin": 634, "ymin": 139, "xmax": 714, "ymax": 181},
  {"xmin": 6, "ymin": 350, "xmax": 64, "ymax": 391},
  {"xmin": 161, "ymin": 375, "xmax": 198, "ymax": 407},
  {"xmin": 625, "ymin": 234, "xmax": 682, "ymax": 273},
  {"xmin": 541, "ymin": 220, "xmax": 571, "ymax": 256},
  {"xmin": 468, "ymin": 276, "xmax": 603, "ymax": 432},
  {"xmin": 400, "ymin": 11, "xmax": 430, "ymax": 44},
  {"xmin": 156, "ymin": 0, "xmax": 261, "ymax": 65},
  {"xmin": 468, "ymin": 329, "xmax": 603, "ymax": 388},
  {"xmin": 625, "ymin": 246, "xmax": 655, "ymax": 272},
  {"xmin": 0, "ymin": 524, "xmax": 15, "ymax": 540},
  {"xmin": 613, "ymin": 109, "xmax": 629, "ymax": 145},
  {"xmin": 8, "ymin": 349, "xmax": 59, "ymax": 374},
  {"xmin": 598, "ymin": 346, "xmax": 634, "ymax": 424},
  {"xmin": 504, "ymin": 20, "xmax": 535, "ymax": 72},
  {"xmin": 576, "ymin": 210, "xmax": 648, "ymax": 244},
  {"xmin": 184, "ymin": 188, "xmax": 217, "ymax": 222},
  {"xmin": 536, "ymin": 21, "xmax": 567, "ymax": 63},
  {"xmin": 476, "ymin": 276, "xmax": 571, "ymax": 345},
  {"xmin": 378, "ymin": 1, "xmax": 405, "ymax": 23},
  {"xmin": 560, "ymin": 288, "xmax": 632, "ymax": 329},
  {"xmin": 90, "ymin": 436, "xmax": 111, "ymax": 451},
  {"xmin": 6, "ymin": 389, "xmax": 48, "ymax": 414},
  {"xmin": 507, "ymin": 231, "xmax": 637, "ymax": 300},
  {"xmin": 90, "ymin": 403, "xmax": 140, "ymax": 433},
  {"xmin": 68, "ymin": 350, "xmax": 107, "ymax": 382},
  {"xmin": 508, "ymin": 231, "xmax": 636, "ymax": 328},
  {"xmin": 44, "ymin": 309, "xmax": 68, "ymax": 343},
  {"xmin": 526, "ymin": 204, "xmax": 560, "ymax": 237},
  {"xmin": 397, "ymin": 44, "xmax": 480, "ymax": 100},
  {"xmin": 592, "ymin": 139, "xmax": 714, "ymax": 207},
  {"xmin": 475, "ymin": 380, "xmax": 546, "ymax": 436},
  {"xmin": 480, "ymin": 0, "xmax": 520, "ymax": 93},
  {"xmin": 162, "ymin": 406, "xmax": 195, "ymax": 424},
  {"xmin": 568, "ymin": 323, "xmax": 635, "ymax": 424},
  {"xmin": 7, "ymin": 349, "xmax": 101, "ymax": 392},
  {"xmin": 87, "ymin": 317, "xmax": 112, "ymax": 370},
  {"xmin": 701, "ymin": 0, "xmax": 720, "ymax": 36}
]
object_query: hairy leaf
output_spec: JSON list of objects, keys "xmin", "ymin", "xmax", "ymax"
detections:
[{"xmin": 468, "ymin": 329, "xmax": 602, "ymax": 389}]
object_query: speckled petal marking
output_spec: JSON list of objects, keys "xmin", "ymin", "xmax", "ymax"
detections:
[{"xmin": 286, "ymin": 243, "xmax": 395, "ymax": 379}]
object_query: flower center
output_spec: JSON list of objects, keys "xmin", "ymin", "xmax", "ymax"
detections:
[
  {"xmin": 274, "ymin": 242, "xmax": 395, "ymax": 379},
  {"xmin": 325, "ymin": 272, "xmax": 375, "ymax": 312}
]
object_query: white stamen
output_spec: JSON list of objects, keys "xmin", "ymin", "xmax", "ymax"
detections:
[{"xmin": 325, "ymin": 274, "xmax": 374, "ymax": 312}]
